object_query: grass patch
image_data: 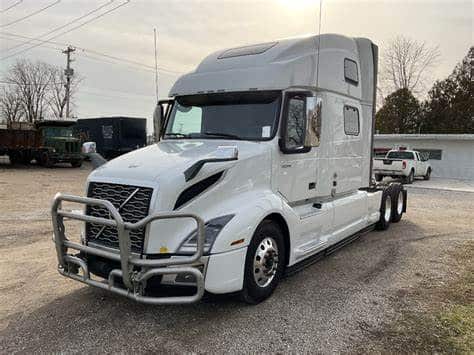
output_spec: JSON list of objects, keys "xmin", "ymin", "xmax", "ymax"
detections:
[
  {"xmin": 365, "ymin": 242, "xmax": 473, "ymax": 353},
  {"xmin": 437, "ymin": 304, "xmax": 474, "ymax": 353}
]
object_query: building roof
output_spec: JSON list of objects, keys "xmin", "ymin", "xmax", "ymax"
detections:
[{"xmin": 375, "ymin": 134, "xmax": 474, "ymax": 141}]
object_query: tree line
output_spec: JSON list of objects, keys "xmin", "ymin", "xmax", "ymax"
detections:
[
  {"xmin": 376, "ymin": 37, "xmax": 473, "ymax": 134},
  {"xmin": 0, "ymin": 59, "xmax": 80, "ymax": 126}
]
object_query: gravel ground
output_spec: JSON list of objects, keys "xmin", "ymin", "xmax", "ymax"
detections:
[{"xmin": 0, "ymin": 163, "xmax": 472, "ymax": 353}]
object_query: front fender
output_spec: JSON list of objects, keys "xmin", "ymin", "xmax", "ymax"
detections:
[{"xmin": 209, "ymin": 189, "xmax": 287, "ymax": 254}]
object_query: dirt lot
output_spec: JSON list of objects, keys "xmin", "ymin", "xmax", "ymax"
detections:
[{"xmin": 0, "ymin": 163, "xmax": 472, "ymax": 353}]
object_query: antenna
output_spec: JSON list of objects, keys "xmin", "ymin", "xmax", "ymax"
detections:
[
  {"xmin": 315, "ymin": 0, "xmax": 323, "ymax": 88},
  {"xmin": 153, "ymin": 28, "xmax": 159, "ymax": 103}
]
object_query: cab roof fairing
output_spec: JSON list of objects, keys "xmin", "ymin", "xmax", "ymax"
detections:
[{"xmin": 169, "ymin": 34, "xmax": 364, "ymax": 99}]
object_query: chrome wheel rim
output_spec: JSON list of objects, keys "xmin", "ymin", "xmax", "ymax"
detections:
[
  {"xmin": 397, "ymin": 192, "xmax": 404, "ymax": 215},
  {"xmin": 253, "ymin": 237, "xmax": 279, "ymax": 288},
  {"xmin": 384, "ymin": 195, "xmax": 392, "ymax": 222}
]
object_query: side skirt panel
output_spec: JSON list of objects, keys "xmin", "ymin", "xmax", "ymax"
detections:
[{"xmin": 284, "ymin": 224, "xmax": 375, "ymax": 277}]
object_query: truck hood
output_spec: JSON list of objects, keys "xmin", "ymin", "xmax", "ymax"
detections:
[{"xmin": 89, "ymin": 139, "xmax": 269, "ymax": 185}]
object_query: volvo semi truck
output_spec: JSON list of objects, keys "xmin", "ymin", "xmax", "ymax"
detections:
[{"xmin": 51, "ymin": 34, "xmax": 407, "ymax": 305}]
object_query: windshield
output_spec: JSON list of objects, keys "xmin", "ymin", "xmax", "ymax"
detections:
[
  {"xmin": 44, "ymin": 127, "xmax": 74, "ymax": 138},
  {"xmin": 164, "ymin": 91, "xmax": 281, "ymax": 141},
  {"xmin": 387, "ymin": 151, "xmax": 414, "ymax": 160}
]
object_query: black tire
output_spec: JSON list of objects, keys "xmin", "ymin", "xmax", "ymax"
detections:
[
  {"xmin": 39, "ymin": 151, "xmax": 54, "ymax": 168},
  {"xmin": 424, "ymin": 168, "xmax": 431, "ymax": 180},
  {"xmin": 404, "ymin": 170, "xmax": 414, "ymax": 184},
  {"xmin": 376, "ymin": 187, "xmax": 392, "ymax": 230},
  {"xmin": 375, "ymin": 174, "xmax": 383, "ymax": 182},
  {"xmin": 8, "ymin": 152, "xmax": 19, "ymax": 165},
  {"xmin": 71, "ymin": 159, "xmax": 83, "ymax": 168},
  {"xmin": 240, "ymin": 220, "xmax": 286, "ymax": 304},
  {"xmin": 390, "ymin": 183, "xmax": 405, "ymax": 223},
  {"xmin": 21, "ymin": 153, "xmax": 31, "ymax": 164}
]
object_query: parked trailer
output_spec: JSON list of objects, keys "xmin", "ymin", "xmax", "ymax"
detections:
[
  {"xmin": 0, "ymin": 120, "xmax": 83, "ymax": 167},
  {"xmin": 51, "ymin": 34, "xmax": 407, "ymax": 305},
  {"xmin": 74, "ymin": 117, "xmax": 147, "ymax": 160}
]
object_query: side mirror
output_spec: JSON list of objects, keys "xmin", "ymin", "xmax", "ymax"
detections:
[
  {"xmin": 153, "ymin": 104, "xmax": 163, "ymax": 142},
  {"xmin": 304, "ymin": 96, "xmax": 322, "ymax": 147}
]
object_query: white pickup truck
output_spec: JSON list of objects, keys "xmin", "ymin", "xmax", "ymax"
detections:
[
  {"xmin": 50, "ymin": 34, "xmax": 407, "ymax": 305},
  {"xmin": 373, "ymin": 149, "xmax": 432, "ymax": 183}
]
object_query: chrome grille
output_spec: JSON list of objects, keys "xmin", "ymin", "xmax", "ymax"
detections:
[{"xmin": 86, "ymin": 182, "xmax": 153, "ymax": 253}]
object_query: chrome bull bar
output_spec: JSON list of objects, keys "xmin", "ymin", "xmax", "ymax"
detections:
[{"xmin": 51, "ymin": 193, "xmax": 205, "ymax": 304}]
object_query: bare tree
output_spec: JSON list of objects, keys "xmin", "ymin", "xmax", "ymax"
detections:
[
  {"xmin": 0, "ymin": 85, "xmax": 24, "ymax": 126},
  {"xmin": 4, "ymin": 59, "xmax": 54, "ymax": 122},
  {"xmin": 47, "ymin": 65, "xmax": 81, "ymax": 118},
  {"xmin": 380, "ymin": 36, "xmax": 440, "ymax": 97}
]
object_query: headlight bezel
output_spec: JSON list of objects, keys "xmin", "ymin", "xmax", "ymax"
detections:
[{"xmin": 178, "ymin": 214, "xmax": 235, "ymax": 255}]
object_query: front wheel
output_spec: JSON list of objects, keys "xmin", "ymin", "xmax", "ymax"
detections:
[
  {"xmin": 39, "ymin": 152, "xmax": 54, "ymax": 168},
  {"xmin": 240, "ymin": 220, "xmax": 286, "ymax": 304}
]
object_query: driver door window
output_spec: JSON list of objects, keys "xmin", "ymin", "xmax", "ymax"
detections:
[{"xmin": 285, "ymin": 96, "xmax": 306, "ymax": 149}]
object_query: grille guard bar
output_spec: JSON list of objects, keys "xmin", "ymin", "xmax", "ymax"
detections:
[{"xmin": 51, "ymin": 193, "xmax": 206, "ymax": 304}]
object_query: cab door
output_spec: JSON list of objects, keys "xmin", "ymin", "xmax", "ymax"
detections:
[{"xmin": 276, "ymin": 91, "xmax": 321, "ymax": 203}]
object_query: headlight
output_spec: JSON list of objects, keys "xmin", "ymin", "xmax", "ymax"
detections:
[{"xmin": 178, "ymin": 214, "xmax": 234, "ymax": 255}]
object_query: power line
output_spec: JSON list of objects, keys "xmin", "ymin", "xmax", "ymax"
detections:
[
  {"xmin": 0, "ymin": 80, "xmax": 65, "ymax": 86},
  {"xmin": 0, "ymin": 0, "xmax": 130, "ymax": 60},
  {"xmin": 0, "ymin": 0, "xmax": 23, "ymax": 13},
  {"xmin": 3, "ymin": 0, "xmax": 116, "ymax": 53},
  {"xmin": 0, "ymin": 30, "xmax": 184, "ymax": 75},
  {"xmin": 79, "ymin": 52, "xmax": 155, "ymax": 74},
  {"xmin": 79, "ymin": 89, "xmax": 155, "ymax": 101},
  {"xmin": 0, "ymin": 0, "xmax": 61, "ymax": 28},
  {"xmin": 0, "ymin": 35, "xmax": 62, "ymax": 51}
]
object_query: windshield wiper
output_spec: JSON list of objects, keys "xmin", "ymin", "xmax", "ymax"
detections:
[{"xmin": 203, "ymin": 132, "xmax": 242, "ymax": 140}]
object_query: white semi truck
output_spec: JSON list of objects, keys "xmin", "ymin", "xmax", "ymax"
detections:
[{"xmin": 51, "ymin": 34, "xmax": 407, "ymax": 305}]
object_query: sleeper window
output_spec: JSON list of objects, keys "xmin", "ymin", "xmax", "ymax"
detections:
[
  {"xmin": 344, "ymin": 58, "xmax": 359, "ymax": 85},
  {"xmin": 344, "ymin": 106, "xmax": 359, "ymax": 136}
]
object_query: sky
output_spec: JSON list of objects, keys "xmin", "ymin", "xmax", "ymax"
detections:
[{"xmin": 0, "ymin": 0, "xmax": 472, "ymax": 133}]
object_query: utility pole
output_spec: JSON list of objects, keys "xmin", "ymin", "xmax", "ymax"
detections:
[
  {"xmin": 63, "ymin": 45, "xmax": 75, "ymax": 119},
  {"xmin": 153, "ymin": 28, "xmax": 159, "ymax": 103}
]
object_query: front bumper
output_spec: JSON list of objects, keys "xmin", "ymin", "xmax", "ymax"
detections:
[{"xmin": 51, "ymin": 193, "xmax": 206, "ymax": 305}]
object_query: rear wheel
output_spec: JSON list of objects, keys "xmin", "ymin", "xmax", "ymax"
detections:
[
  {"xmin": 8, "ymin": 152, "xmax": 20, "ymax": 165},
  {"xmin": 390, "ymin": 184, "xmax": 405, "ymax": 223},
  {"xmin": 424, "ymin": 168, "xmax": 431, "ymax": 180},
  {"xmin": 21, "ymin": 152, "xmax": 31, "ymax": 164},
  {"xmin": 376, "ymin": 187, "xmax": 392, "ymax": 230},
  {"xmin": 404, "ymin": 170, "xmax": 414, "ymax": 184},
  {"xmin": 240, "ymin": 220, "xmax": 286, "ymax": 304}
]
